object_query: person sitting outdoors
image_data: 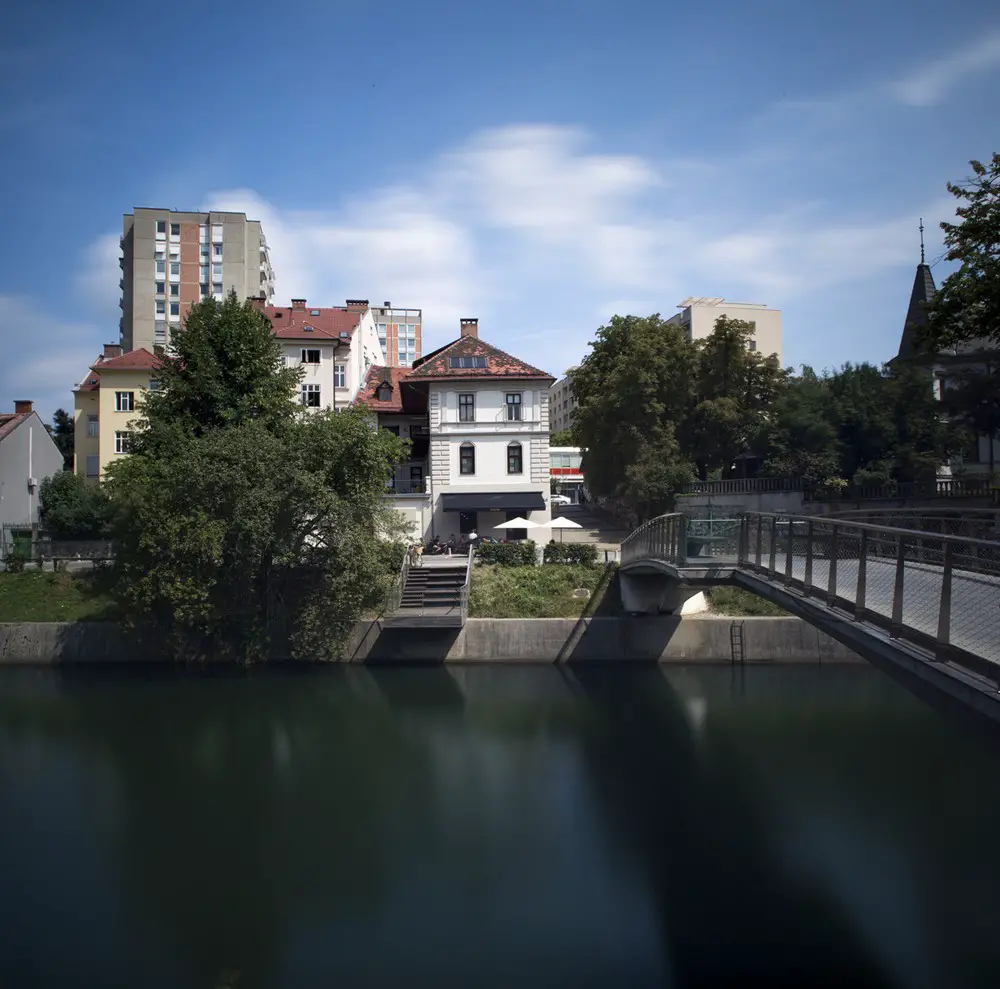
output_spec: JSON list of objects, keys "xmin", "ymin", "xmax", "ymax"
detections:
[
  {"xmin": 445, "ymin": 534, "xmax": 457, "ymax": 556},
  {"xmin": 427, "ymin": 536, "xmax": 443, "ymax": 555}
]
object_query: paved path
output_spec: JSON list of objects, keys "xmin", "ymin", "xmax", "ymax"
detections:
[{"xmin": 746, "ymin": 555, "xmax": 1000, "ymax": 665}]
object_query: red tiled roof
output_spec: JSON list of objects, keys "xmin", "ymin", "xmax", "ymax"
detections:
[
  {"xmin": 91, "ymin": 347, "xmax": 161, "ymax": 372},
  {"xmin": 0, "ymin": 412, "xmax": 29, "ymax": 444},
  {"xmin": 260, "ymin": 305, "xmax": 361, "ymax": 340},
  {"xmin": 407, "ymin": 335, "xmax": 553, "ymax": 381},
  {"xmin": 356, "ymin": 366, "xmax": 413, "ymax": 413},
  {"xmin": 77, "ymin": 372, "xmax": 100, "ymax": 392}
]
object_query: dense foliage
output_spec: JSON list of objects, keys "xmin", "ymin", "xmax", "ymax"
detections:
[
  {"xmin": 39, "ymin": 471, "xmax": 112, "ymax": 539},
  {"xmin": 475, "ymin": 540, "xmax": 537, "ymax": 567},
  {"xmin": 924, "ymin": 153, "xmax": 1000, "ymax": 351},
  {"xmin": 549, "ymin": 429, "xmax": 575, "ymax": 446},
  {"xmin": 49, "ymin": 409, "xmax": 75, "ymax": 470},
  {"xmin": 573, "ymin": 313, "xmax": 953, "ymax": 519},
  {"xmin": 104, "ymin": 292, "xmax": 408, "ymax": 662},
  {"xmin": 542, "ymin": 542, "xmax": 598, "ymax": 566}
]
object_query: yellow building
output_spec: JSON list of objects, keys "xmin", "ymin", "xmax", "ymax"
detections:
[{"xmin": 73, "ymin": 345, "xmax": 160, "ymax": 483}]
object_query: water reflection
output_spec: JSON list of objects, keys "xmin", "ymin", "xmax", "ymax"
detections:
[{"xmin": 0, "ymin": 664, "xmax": 998, "ymax": 988}]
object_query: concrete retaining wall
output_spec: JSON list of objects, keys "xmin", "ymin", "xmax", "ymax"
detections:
[{"xmin": 0, "ymin": 617, "xmax": 860, "ymax": 665}]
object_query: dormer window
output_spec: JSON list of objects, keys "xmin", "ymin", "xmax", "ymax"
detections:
[
  {"xmin": 303, "ymin": 325, "xmax": 314, "ymax": 332},
  {"xmin": 448, "ymin": 356, "xmax": 487, "ymax": 369},
  {"xmin": 377, "ymin": 384, "xmax": 392, "ymax": 402}
]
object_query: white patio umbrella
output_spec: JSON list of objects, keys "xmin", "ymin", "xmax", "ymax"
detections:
[
  {"xmin": 492, "ymin": 517, "xmax": 540, "ymax": 540},
  {"xmin": 549, "ymin": 515, "xmax": 583, "ymax": 542}
]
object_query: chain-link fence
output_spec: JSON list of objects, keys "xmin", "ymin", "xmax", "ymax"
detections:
[{"xmin": 739, "ymin": 512, "xmax": 1000, "ymax": 673}]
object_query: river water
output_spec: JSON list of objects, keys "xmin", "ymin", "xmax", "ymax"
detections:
[{"xmin": 1, "ymin": 663, "xmax": 999, "ymax": 989}]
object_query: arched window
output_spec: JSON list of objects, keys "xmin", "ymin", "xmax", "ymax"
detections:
[
  {"xmin": 507, "ymin": 442, "xmax": 523, "ymax": 474},
  {"xmin": 459, "ymin": 442, "xmax": 476, "ymax": 475}
]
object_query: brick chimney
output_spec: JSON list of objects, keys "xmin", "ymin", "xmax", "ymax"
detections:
[
  {"xmin": 291, "ymin": 298, "xmax": 307, "ymax": 310},
  {"xmin": 346, "ymin": 299, "xmax": 369, "ymax": 311},
  {"xmin": 248, "ymin": 294, "xmax": 267, "ymax": 310},
  {"xmin": 460, "ymin": 318, "xmax": 478, "ymax": 339},
  {"xmin": 13, "ymin": 400, "xmax": 32, "ymax": 415},
  {"xmin": 103, "ymin": 343, "xmax": 123, "ymax": 359}
]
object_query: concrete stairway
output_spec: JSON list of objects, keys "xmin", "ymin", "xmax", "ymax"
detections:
[{"xmin": 384, "ymin": 560, "xmax": 468, "ymax": 627}]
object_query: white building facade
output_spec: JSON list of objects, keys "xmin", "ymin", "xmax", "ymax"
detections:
[{"xmin": 358, "ymin": 319, "xmax": 555, "ymax": 544}]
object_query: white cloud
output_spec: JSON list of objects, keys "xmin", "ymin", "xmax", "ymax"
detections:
[
  {"xmin": 0, "ymin": 295, "xmax": 101, "ymax": 422},
  {"xmin": 75, "ymin": 232, "xmax": 121, "ymax": 322},
  {"xmin": 890, "ymin": 29, "xmax": 1000, "ymax": 106}
]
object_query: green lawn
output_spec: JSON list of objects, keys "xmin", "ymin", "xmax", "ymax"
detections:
[
  {"xmin": 469, "ymin": 564, "xmax": 610, "ymax": 618},
  {"xmin": 706, "ymin": 585, "xmax": 788, "ymax": 617},
  {"xmin": 0, "ymin": 571, "xmax": 117, "ymax": 622}
]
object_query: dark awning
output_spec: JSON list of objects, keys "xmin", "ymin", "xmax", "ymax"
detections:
[{"xmin": 441, "ymin": 491, "xmax": 547, "ymax": 513}]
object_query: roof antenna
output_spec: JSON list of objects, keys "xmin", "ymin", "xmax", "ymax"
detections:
[{"xmin": 919, "ymin": 217, "xmax": 925, "ymax": 264}]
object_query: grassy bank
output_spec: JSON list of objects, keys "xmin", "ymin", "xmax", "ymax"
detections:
[
  {"xmin": 470, "ymin": 564, "xmax": 611, "ymax": 618},
  {"xmin": 706, "ymin": 586, "xmax": 788, "ymax": 617},
  {"xmin": 0, "ymin": 572, "xmax": 116, "ymax": 623}
]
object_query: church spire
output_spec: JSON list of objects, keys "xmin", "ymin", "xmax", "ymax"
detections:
[
  {"xmin": 919, "ymin": 217, "xmax": 925, "ymax": 264},
  {"xmin": 895, "ymin": 227, "xmax": 938, "ymax": 360}
]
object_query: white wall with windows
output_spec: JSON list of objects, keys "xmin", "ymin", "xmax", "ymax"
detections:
[{"xmin": 277, "ymin": 322, "xmax": 380, "ymax": 411}]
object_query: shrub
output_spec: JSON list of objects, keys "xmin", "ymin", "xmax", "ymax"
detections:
[
  {"xmin": 543, "ymin": 542, "xmax": 598, "ymax": 566},
  {"xmin": 5, "ymin": 552, "xmax": 27, "ymax": 574},
  {"xmin": 476, "ymin": 539, "xmax": 536, "ymax": 567}
]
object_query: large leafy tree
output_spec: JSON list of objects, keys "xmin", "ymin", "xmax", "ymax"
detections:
[
  {"xmin": 48, "ymin": 409, "xmax": 75, "ymax": 469},
  {"xmin": 105, "ymin": 292, "xmax": 407, "ymax": 662},
  {"xmin": 941, "ymin": 363, "xmax": 1000, "ymax": 474},
  {"xmin": 39, "ymin": 471, "xmax": 112, "ymax": 539},
  {"xmin": 681, "ymin": 317, "xmax": 787, "ymax": 478},
  {"xmin": 573, "ymin": 315, "xmax": 696, "ymax": 522},
  {"xmin": 923, "ymin": 152, "xmax": 1000, "ymax": 351}
]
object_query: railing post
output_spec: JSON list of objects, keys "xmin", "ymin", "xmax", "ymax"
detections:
[
  {"xmin": 784, "ymin": 519, "xmax": 794, "ymax": 584},
  {"xmin": 890, "ymin": 534, "xmax": 905, "ymax": 637},
  {"xmin": 804, "ymin": 520, "xmax": 814, "ymax": 592},
  {"xmin": 677, "ymin": 515, "xmax": 688, "ymax": 565},
  {"xmin": 827, "ymin": 525, "xmax": 839, "ymax": 606},
  {"xmin": 738, "ymin": 516, "xmax": 749, "ymax": 566},
  {"xmin": 754, "ymin": 515, "xmax": 763, "ymax": 568},
  {"xmin": 768, "ymin": 515, "xmax": 777, "ymax": 577},
  {"xmin": 935, "ymin": 540, "xmax": 953, "ymax": 662},
  {"xmin": 854, "ymin": 529, "xmax": 868, "ymax": 620}
]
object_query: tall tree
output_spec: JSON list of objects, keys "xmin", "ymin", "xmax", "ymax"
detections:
[
  {"xmin": 924, "ymin": 152, "xmax": 1000, "ymax": 351},
  {"xmin": 572, "ymin": 315, "xmax": 696, "ymax": 522},
  {"xmin": 106, "ymin": 292, "xmax": 407, "ymax": 662},
  {"xmin": 39, "ymin": 471, "xmax": 111, "ymax": 539},
  {"xmin": 681, "ymin": 317, "xmax": 787, "ymax": 478},
  {"xmin": 50, "ymin": 408, "xmax": 74, "ymax": 470},
  {"xmin": 941, "ymin": 363, "xmax": 1000, "ymax": 475}
]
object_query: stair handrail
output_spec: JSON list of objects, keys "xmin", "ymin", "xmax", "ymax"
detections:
[
  {"xmin": 459, "ymin": 546, "xmax": 475, "ymax": 623},
  {"xmin": 383, "ymin": 545, "xmax": 411, "ymax": 617}
]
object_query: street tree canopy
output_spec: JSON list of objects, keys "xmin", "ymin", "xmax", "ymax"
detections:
[
  {"xmin": 105, "ymin": 292, "xmax": 407, "ymax": 662},
  {"xmin": 924, "ymin": 152, "xmax": 1000, "ymax": 351},
  {"xmin": 39, "ymin": 471, "xmax": 112, "ymax": 540}
]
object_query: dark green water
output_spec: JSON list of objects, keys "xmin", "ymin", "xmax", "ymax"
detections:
[{"xmin": 2, "ymin": 664, "xmax": 1000, "ymax": 989}]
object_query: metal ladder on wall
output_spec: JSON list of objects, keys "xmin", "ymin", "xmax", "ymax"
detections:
[{"xmin": 730, "ymin": 621, "xmax": 745, "ymax": 665}]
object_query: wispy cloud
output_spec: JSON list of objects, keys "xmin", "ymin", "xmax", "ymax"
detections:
[{"xmin": 889, "ymin": 29, "xmax": 1000, "ymax": 106}]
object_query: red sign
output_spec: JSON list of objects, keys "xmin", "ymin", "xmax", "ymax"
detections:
[{"xmin": 550, "ymin": 468, "xmax": 582, "ymax": 475}]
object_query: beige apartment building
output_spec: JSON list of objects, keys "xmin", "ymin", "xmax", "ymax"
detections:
[
  {"xmin": 666, "ymin": 297, "xmax": 783, "ymax": 363},
  {"xmin": 549, "ymin": 368, "xmax": 579, "ymax": 434},
  {"xmin": 119, "ymin": 208, "xmax": 275, "ymax": 352},
  {"xmin": 373, "ymin": 303, "xmax": 423, "ymax": 367}
]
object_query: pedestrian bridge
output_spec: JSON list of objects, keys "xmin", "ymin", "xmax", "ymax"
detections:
[{"xmin": 620, "ymin": 510, "xmax": 1000, "ymax": 708}]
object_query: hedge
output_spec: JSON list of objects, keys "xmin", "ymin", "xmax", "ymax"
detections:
[
  {"xmin": 542, "ymin": 542, "xmax": 598, "ymax": 566},
  {"xmin": 475, "ymin": 540, "xmax": 537, "ymax": 567}
]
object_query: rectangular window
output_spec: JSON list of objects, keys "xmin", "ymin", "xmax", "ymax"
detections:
[
  {"xmin": 155, "ymin": 248, "xmax": 165, "ymax": 261},
  {"xmin": 155, "ymin": 320, "xmax": 167, "ymax": 339},
  {"xmin": 200, "ymin": 283, "xmax": 209, "ymax": 297},
  {"xmin": 459, "ymin": 443, "xmax": 475, "ymax": 475},
  {"xmin": 155, "ymin": 220, "xmax": 166, "ymax": 237},
  {"xmin": 211, "ymin": 224, "xmax": 223, "ymax": 241},
  {"xmin": 169, "ymin": 262, "xmax": 179, "ymax": 276},
  {"xmin": 200, "ymin": 265, "xmax": 209, "ymax": 281},
  {"xmin": 300, "ymin": 383, "xmax": 321, "ymax": 407},
  {"xmin": 86, "ymin": 454, "xmax": 99, "ymax": 477},
  {"xmin": 115, "ymin": 391, "xmax": 134, "ymax": 413},
  {"xmin": 448, "ymin": 356, "xmax": 487, "ymax": 369},
  {"xmin": 148, "ymin": 379, "xmax": 162, "ymax": 392},
  {"xmin": 458, "ymin": 393, "xmax": 475, "ymax": 422},
  {"xmin": 748, "ymin": 339, "xmax": 757, "ymax": 352},
  {"xmin": 212, "ymin": 262, "xmax": 223, "ymax": 277},
  {"xmin": 200, "ymin": 244, "xmax": 210, "ymax": 259},
  {"xmin": 507, "ymin": 443, "xmax": 523, "ymax": 474},
  {"xmin": 155, "ymin": 300, "xmax": 165, "ymax": 316},
  {"xmin": 155, "ymin": 260, "xmax": 165, "ymax": 275},
  {"xmin": 86, "ymin": 414, "xmax": 99, "ymax": 438},
  {"xmin": 169, "ymin": 284, "xmax": 179, "ymax": 297},
  {"xmin": 114, "ymin": 431, "xmax": 132, "ymax": 454},
  {"xmin": 155, "ymin": 282, "xmax": 165, "ymax": 295},
  {"xmin": 199, "ymin": 224, "xmax": 209, "ymax": 243},
  {"xmin": 212, "ymin": 282, "xmax": 223, "ymax": 295},
  {"xmin": 301, "ymin": 348, "xmax": 321, "ymax": 364},
  {"xmin": 170, "ymin": 222, "xmax": 180, "ymax": 238},
  {"xmin": 505, "ymin": 392, "xmax": 523, "ymax": 421},
  {"xmin": 334, "ymin": 363, "xmax": 346, "ymax": 388},
  {"xmin": 213, "ymin": 244, "xmax": 223, "ymax": 257},
  {"xmin": 169, "ymin": 302, "xmax": 179, "ymax": 316}
]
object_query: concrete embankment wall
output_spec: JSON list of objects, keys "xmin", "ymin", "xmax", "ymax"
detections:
[{"xmin": 0, "ymin": 617, "xmax": 860, "ymax": 665}]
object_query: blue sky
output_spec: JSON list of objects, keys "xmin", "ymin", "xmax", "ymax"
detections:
[{"xmin": 1, "ymin": 0, "xmax": 999, "ymax": 420}]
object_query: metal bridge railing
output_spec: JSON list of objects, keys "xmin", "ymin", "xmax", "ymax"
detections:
[
  {"xmin": 620, "ymin": 514, "xmax": 686, "ymax": 569},
  {"xmin": 738, "ymin": 513, "xmax": 1000, "ymax": 673}
]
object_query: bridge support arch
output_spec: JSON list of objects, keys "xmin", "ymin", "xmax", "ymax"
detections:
[{"xmin": 619, "ymin": 570, "xmax": 708, "ymax": 615}]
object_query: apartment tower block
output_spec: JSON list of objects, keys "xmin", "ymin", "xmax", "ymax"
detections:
[{"xmin": 119, "ymin": 208, "xmax": 275, "ymax": 352}]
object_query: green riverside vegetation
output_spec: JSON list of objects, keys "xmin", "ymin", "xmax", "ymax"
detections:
[
  {"xmin": 469, "ymin": 564, "xmax": 610, "ymax": 618},
  {"xmin": 0, "ymin": 572, "xmax": 114, "ymax": 623}
]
